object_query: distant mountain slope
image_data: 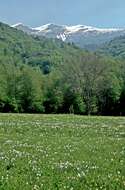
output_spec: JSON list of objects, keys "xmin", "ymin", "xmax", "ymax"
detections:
[
  {"xmin": 98, "ymin": 35, "xmax": 125, "ymax": 59},
  {"xmin": 0, "ymin": 22, "xmax": 84, "ymax": 73},
  {"xmin": 12, "ymin": 23, "xmax": 125, "ymax": 50}
]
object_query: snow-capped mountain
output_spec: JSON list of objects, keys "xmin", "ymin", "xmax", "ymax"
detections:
[{"xmin": 12, "ymin": 23, "xmax": 125, "ymax": 50}]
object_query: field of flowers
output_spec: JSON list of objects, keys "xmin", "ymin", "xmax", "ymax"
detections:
[{"xmin": 0, "ymin": 114, "xmax": 125, "ymax": 190}]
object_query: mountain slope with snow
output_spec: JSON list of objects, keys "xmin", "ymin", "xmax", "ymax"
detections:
[{"xmin": 12, "ymin": 23, "xmax": 125, "ymax": 50}]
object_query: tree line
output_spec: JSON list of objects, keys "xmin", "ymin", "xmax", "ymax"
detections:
[{"xmin": 0, "ymin": 53, "xmax": 125, "ymax": 115}]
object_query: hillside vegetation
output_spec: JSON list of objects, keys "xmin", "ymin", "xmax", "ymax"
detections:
[
  {"xmin": 98, "ymin": 35, "xmax": 125, "ymax": 59},
  {"xmin": 0, "ymin": 22, "xmax": 83, "ymax": 74},
  {"xmin": 0, "ymin": 22, "xmax": 125, "ymax": 115}
]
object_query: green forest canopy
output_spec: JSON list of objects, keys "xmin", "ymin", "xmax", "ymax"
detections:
[{"xmin": 0, "ymin": 22, "xmax": 125, "ymax": 115}]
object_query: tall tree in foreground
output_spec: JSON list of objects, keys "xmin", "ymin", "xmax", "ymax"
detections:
[
  {"xmin": 18, "ymin": 65, "xmax": 44, "ymax": 113},
  {"xmin": 62, "ymin": 54, "xmax": 122, "ymax": 115}
]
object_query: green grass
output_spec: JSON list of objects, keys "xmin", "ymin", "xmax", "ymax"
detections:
[{"xmin": 0, "ymin": 114, "xmax": 125, "ymax": 190}]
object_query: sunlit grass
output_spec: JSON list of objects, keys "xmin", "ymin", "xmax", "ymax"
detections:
[{"xmin": 0, "ymin": 114, "xmax": 125, "ymax": 189}]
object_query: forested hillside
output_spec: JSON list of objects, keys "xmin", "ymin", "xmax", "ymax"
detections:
[
  {"xmin": 98, "ymin": 35, "xmax": 125, "ymax": 59},
  {"xmin": 0, "ymin": 22, "xmax": 84, "ymax": 74},
  {"xmin": 0, "ymin": 22, "xmax": 125, "ymax": 115}
]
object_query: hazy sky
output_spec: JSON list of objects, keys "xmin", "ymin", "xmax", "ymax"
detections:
[{"xmin": 0, "ymin": 0, "xmax": 125, "ymax": 27}]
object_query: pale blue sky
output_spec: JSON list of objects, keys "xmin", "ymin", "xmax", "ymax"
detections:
[{"xmin": 0, "ymin": 0, "xmax": 125, "ymax": 27}]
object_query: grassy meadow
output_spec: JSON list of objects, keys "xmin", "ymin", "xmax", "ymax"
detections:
[{"xmin": 0, "ymin": 114, "xmax": 125, "ymax": 189}]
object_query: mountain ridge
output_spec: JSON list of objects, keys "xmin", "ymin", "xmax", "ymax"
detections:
[
  {"xmin": 12, "ymin": 23, "xmax": 125, "ymax": 50},
  {"xmin": 12, "ymin": 23, "xmax": 125, "ymax": 34}
]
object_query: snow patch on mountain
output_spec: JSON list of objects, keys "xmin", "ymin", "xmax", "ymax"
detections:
[
  {"xmin": 12, "ymin": 23, "xmax": 24, "ymax": 27},
  {"xmin": 57, "ymin": 33, "xmax": 67, "ymax": 41},
  {"xmin": 33, "ymin": 24, "xmax": 52, "ymax": 31},
  {"xmin": 65, "ymin": 25, "xmax": 124, "ymax": 34},
  {"xmin": 66, "ymin": 25, "xmax": 94, "ymax": 33}
]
